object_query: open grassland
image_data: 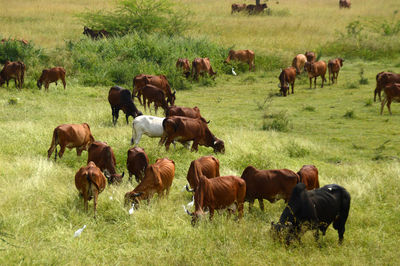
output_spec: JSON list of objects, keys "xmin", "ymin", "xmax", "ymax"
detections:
[{"xmin": 1, "ymin": 0, "xmax": 400, "ymax": 264}]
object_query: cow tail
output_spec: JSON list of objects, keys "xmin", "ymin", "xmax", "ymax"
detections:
[
  {"xmin": 87, "ymin": 171, "xmax": 100, "ymax": 191},
  {"xmin": 296, "ymin": 171, "xmax": 302, "ymax": 184},
  {"xmin": 52, "ymin": 128, "xmax": 59, "ymax": 161}
]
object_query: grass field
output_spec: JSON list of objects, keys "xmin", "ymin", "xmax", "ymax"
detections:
[{"xmin": 1, "ymin": 0, "xmax": 400, "ymax": 264}]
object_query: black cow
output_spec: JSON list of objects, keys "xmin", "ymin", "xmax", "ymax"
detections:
[
  {"xmin": 108, "ymin": 86, "xmax": 143, "ymax": 126},
  {"xmin": 271, "ymin": 183, "xmax": 351, "ymax": 245}
]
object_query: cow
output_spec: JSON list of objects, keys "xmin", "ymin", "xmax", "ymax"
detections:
[
  {"xmin": 75, "ymin": 161, "xmax": 107, "ymax": 218},
  {"xmin": 241, "ymin": 166, "xmax": 299, "ymax": 211},
  {"xmin": 0, "ymin": 60, "xmax": 25, "ymax": 89},
  {"xmin": 185, "ymin": 156, "xmax": 220, "ymax": 192},
  {"xmin": 131, "ymin": 115, "xmax": 165, "ymax": 146},
  {"xmin": 47, "ymin": 123, "xmax": 95, "ymax": 161},
  {"xmin": 339, "ymin": 0, "xmax": 351, "ymax": 8},
  {"xmin": 374, "ymin": 72, "xmax": 400, "ymax": 102},
  {"xmin": 380, "ymin": 83, "xmax": 400, "ymax": 115},
  {"xmin": 328, "ymin": 58, "xmax": 344, "ymax": 85},
  {"xmin": 37, "ymin": 67, "xmax": 66, "ymax": 91},
  {"xmin": 305, "ymin": 51, "xmax": 316, "ymax": 63},
  {"xmin": 127, "ymin": 147, "xmax": 149, "ymax": 183},
  {"xmin": 278, "ymin": 67, "xmax": 296, "ymax": 96},
  {"xmin": 108, "ymin": 86, "xmax": 142, "ymax": 126},
  {"xmin": 304, "ymin": 61, "xmax": 327, "ymax": 89},
  {"xmin": 87, "ymin": 141, "xmax": 124, "ymax": 184},
  {"xmin": 1, "ymin": 38, "xmax": 29, "ymax": 45},
  {"xmin": 271, "ymin": 183, "xmax": 351, "ymax": 245},
  {"xmin": 162, "ymin": 116, "xmax": 225, "ymax": 153},
  {"xmin": 133, "ymin": 74, "xmax": 176, "ymax": 106},
  {"xmin": 166, "ymin": 106, "xmax": 208, "ymax": 122},
  {"xmin": 124, "ymin": 158, "xmax": 175, "ymax": 207},
  {"xmin": 185, "ymin": 175, "xmax": 246, "ymax": 225},
  {"xmin": 191, "ymin": 58, "xmax": 216, "ymax": 80},
  {"xmin": 297, "ymin": 165, "xmax": 320, "ymax": 190},
  {"xmin": 225, "ymin": 49, "xmax": 255, "ymax": 71},
  {"xmin": 140, "ymin": 84, "xmax": 169, "ymax": 114},
  {"xmin": 291, "ymin": 54, "xmax": 307, "ymax": 74},
  {"xmin": 246, "ymin": 3, "xmax": 267, "ymax": 14},
  {"xmin": 231, "ymin": 3, "xmax": 247, "ymax": 13},
  {"xmin": 176, "ymin": 58, "xmax": 191, "ymax": 78},
  {"xmin": 83, "ymin": 26, "xmax": 110, "ymax": 39}
]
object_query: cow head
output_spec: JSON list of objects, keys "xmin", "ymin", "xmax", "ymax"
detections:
[
  {"xmin": 169, "ymin": 90, "xmax": 176, "ymax": 106},
  {"xmin": 124, "ymin": 191, "xmax": 143, "ymax": 207},
  {"xmin": 278, "ymin": 82, "xmax": 289, "ymax": 96},
  {"xmin": 37, "ymin": 80, "xmax": 42, "ymax": 89},
  {"xmin": 213, "ymin": 139, "xmax": 225, "ymax": 153},
  {"xmin": 304, "ymin": 61, "xmax": 312, "ymax": 73},
  {"xmin": 338, "ymin": 58, "xmax": 344, "ymax": 67},
  {"xmin": 105, "ymin": 170, "xmax": 125, "ymax": 184}
]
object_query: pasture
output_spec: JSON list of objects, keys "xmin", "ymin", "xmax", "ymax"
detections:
[{"xmin": 1, "ymin": 0, "xmax": 400, "ymax": 264}]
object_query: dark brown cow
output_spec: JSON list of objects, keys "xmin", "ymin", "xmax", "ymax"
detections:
[
  {"xmin": 185, "ymin": 156, "xmax": 220, "ymax": 192},
  {"xmin": 83, "ymin": 26, "xmax": 110, "ymax": 39},
  {"xmin": 225, "ymin": 49, "xmax": 255, "ymax": 71},
  {"xmin": 75, "ymin": 161, "xmax": 107, "ymax": 218},
  {"xmin": 108, "ymin": 86, "xmax": 142, "ymax": 125},
  {"xmin": 191, "ymin": 58, "xmax": 216, "ymax": 80},
  {"xmin": 127, "ymin": 147, "xmax": 149, "ymax": 183},
  {"xmin": 305, "ymin": 51, "xmax": 316, "ymax": 62},
  {"xmin": 37, "ymin": 67, "xmax": 66, "ymax": 91},
  {"xmin": 339, "ymin": 0, "xmax": 351, "ymax": 8},
  {"xmin": 124, "ymin": 158, "xmax": 175, "ymax": 206},
  {"xmin": 133, "ymin": 74, "xmax": 176, "ymax": 105},
  {"xmin": 186, "ymin": 175, "xmax": 246, "ymax": 225},
  {"xmin": 381, "ymin": 83, "xmax": 400, "ymax": 115},
  {"xmin": 291, "ymin": 54, "xmax": 307, "ymax": 74},
  {"xmin": 304, "ymin": 61, "xmax": 327, "ymax": 88},
  {"xmin": 374, "ymin": 72, "xmax": 400, "ymax": 102},
  {"xmin": 246, "ymin": 3, "xmax": 267, "ymax": 14},
  {"xmin": 328, "ymin": 58, "xmax": 344, "ymax": 85},
  {"xmin": 231, "ymin": 3, "xmax": 247, "ymax": 13},
  {"xmin": 140, "ymin": 84, "xmax": 169, "ymax": 114},
  {"xmin": 47, "ymin": 123, "xmax": 94, "ymax": 161},
  {"xmin": 162, "ymin": 116, "xmax": 225, "ymax": 153},
  {"xmin": 176, "ymin": 58, "xmax": 191, "ymax": 78},
  {"xmin": 166, "ymin": 106, "xmax": 208, "ymax": 122},
  {"xmin": 0, "ymin": 60, "xmax": 25, "ymax": 89},
  {"xmin": 278, "ymin": 66, "xmax": 296, "ymax": 96},
  {"xmin": 87, "ymin": 141, "xmax": 124, "ymax": 184},
  {"xmin": 297, "ymin": 165, "xmax": 320, "ymax": 190},
  {"xmin": 240, "ymin": 166, "xmax": 299, "ymax": 211}
]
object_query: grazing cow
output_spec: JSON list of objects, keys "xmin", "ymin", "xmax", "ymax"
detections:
[
  {"xmin": 304, "ymin": 61, "xmax": 327, "ymax": 88},
  {"xmin": 83, "ymin": 26, "xmax": 110, "ymax": 39},
  {"xmin": 297, "ymin": 165, "xmax": 320, "ymax": 190},
  {"xmin": 225, "ymin": 49, "xmax": 255, "ymax": 71},
  {"xmin": 140, "ymin": 84, "xmax": 169, "ymax": 114},
  {"xmin": 246, "ymin": 3, "xmax": 267, "ymax": 14},
  {"xmin": 37, "ymin": 67, "xmax": 66, "ymax": 91},
  {"xmin": 374, "ymin": 72, "xmax": 400, "ymax": 102},
  {"xmin": 191, "ymin": 58, "xmax": 216, "ymax": 80},
  {"xmin": 291, "ymin": 54, "xmax": 307, "ymax": 74},
  {"xmin": 271, "ymin": 183, "xmax": 351, "ymax": 245},
  {"xmin": 47, "ymin": 123, "xmax": 94, "ymax": 161},
  {"xmin": 380, "ymin": 83, "xmax": 400, "ymax": 115},
  {"xmin": 278, "ymin": 67, "xmax": 297, "ymax": 96},
  {"xmin": 305, "ymin": 51, "xmax": 316, "ymax": 62},
  {"xmin": 176, "ymin": 58, "xmax": 191, "ymax": 78},
  {"xmin": 185, "ymin": 175, "xmax": 246, "ymax": 225},
  {"xmin": 231, "ymin": 3, "xmax": 247, "ymax": 13},
  {"xmin": 339, "ymin": 0, "xmax": 351, "ymax": 8},
  {"xmin": 108, "ymin": 86, "xmax": 142, "ymax": 126},
  {"xmin": 185, "ymin": 156, "xmax": 220, "ymax": 192},
  {"xmin": 162, "ymin": 116, "xmax": 225, "ymax": 153},
  {"xmin": 166, "ymin": 106, "xmax": 207, "ymax": 121},
  {"xmin": 328, "ymin": 58, "xmax": 344, "ymax": 85},
  {"xmin": 241, "ymin": 166, "xmax": 299, "ymax": 211},
  {"xmin": 127, "ymin": 147, "xmax": 149, "ymax": 183},
  {"xmin": 124, "ymin": 158, "xmax": 175, "ymax": 206},
  {"xmin": 0, "ymin": 60, "xmax": 25, "ymax": 89},
  {"xmin": 1, "ymin": 38, "xmax": 29, "ymax": 45},
  {"xmin": 87, "ymin": 141, "xmax": 124, "ymax": 184},
  {"xmin": 133, "ymin": 74, "xmax": 176, "ymax": 106},
  {"xmin": 75, "ymin": 161, "xmax": 107, "ymax": 218}
]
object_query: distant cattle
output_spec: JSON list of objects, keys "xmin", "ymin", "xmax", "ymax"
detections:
[
  {"xmin": 292, "ymin": 54, "xmax": 307, "ymax": 74},
  {"xmin": 185, "ymin": 175, "xmax": 246, "ymax": 225},
  {"xmin": 176, "ymin": 58, "xmax": 191, "ymax": 78},
  {"xmin": 231, "ymin": 3, "xmax": 247, "ymax": 13},
  {"xmin": 108, "ymin": 86, "xmax": 142, "ymax": 126},
  {"xmin": 304, "ymin": 61, "xmax": 327, "ymax": 88},
  {"xmin": 271, "ymin": 183, "xmax": 351, "ymax": 245},
  {"xmin": 87, "ymin": 141, "xmax": 124, "ymax": 184},
  {"xmin": 225, "ymin": 49, "xmax": 255, "ymax": 71},
  {"xmin": 83, "ymin": 26, "xmax": 110, "ymax": 39},
  {"xmin": 191, "ymin": 58, "xmax": 216, "ymax": 80},
  {"xmin": 297, "ymin": 165, "xmax": 320, "ymax": 190},
  {"xmin": 162, "ymin": 116, "xmax": 225, "ymax": 153},
  {"xmin": 339, "ymin": 0, "xmax": 351, "ymax": 8},
  {"xmin": 127, "ymin": 147, "xmax": 149, "ymax": 183},
  {"xmin": 166, "ymin": 106, "xmax": 208, "ymax": 122},
  {"xmin": 241, "ymin": 166, "xmax": 299, "ymax": 211},
  {"xmin": 278, "ymin": 66, "xmax": 297, "ymax": 96},
  {"xmin": 124, "ymin": 158, "xmax": 175, "ymax": 207},
  {"xmin": 305, "ymin": 51, "xmax": 316, "ymax": 62},
  {"xmin": 185, "ymin": 156, "xmax": 220, "ymax": 192},
  {"xmin": 37, "ymin": 67, "xmax": 66, "ymax": 91},
  {"xmin": 1, "ymin": 38, "xmax": 29, "ymax": 45},
  {"xmin": 75, "ymin": 161, "xmax": 107, "ymax": 218},
  {"xmin": 133, "ymin": 74, "xmax": 176, "ymax": 106},
  {"xmin": 328, "ymin": 58, "xmax": 344, "ymax": 85},
  {"xmin": 246, "ymin": 3, "xmax": 267, "ymax": 14},
  {"xmin": 47, "ymin": 123, "xmax": 94, "ymax": 161},
  {"xmin": 140, "ymin": 84, "xmax": 169, "ymax": 114},
  {"xmin": 0, "ymin": 60, "xmax": 25, "ymax": 89},
  {"xmin": 374, "ymin": 72, "xmax": 400, "ymax": 102},
  {"xmin": 380, "ymin": 83, "xmax": 400, "ymax": 115}
]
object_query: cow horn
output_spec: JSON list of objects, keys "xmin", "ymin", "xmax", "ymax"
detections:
[
  {"xmin": 206, "ymin": 120, "xmax": 210, "ymax": 124},
  {"xmin": 121, "ymin": 172, "xmax": 125, "ymax": 178},
  {"xmin": 186, "ymin": 184, "xmax": 194, "ymax": 192},
  {"xmin": 133, "ymin": 192, "xmax": 143, "ymax": 197}
]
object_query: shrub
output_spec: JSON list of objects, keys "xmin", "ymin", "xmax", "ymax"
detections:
[
  {"xmin": 262, "ymin": 110, "xmax": 291, "ymax": 132},
  {"xmin": 286, "ymin": 141, "xmax": 310, "ymax": 158},
  {"xmin": 343, "ymin": 110, "xmax": 355, "ymax": 119},
  {"xmin": 359, "ymin": 68, "xmax": 369, "ymax": 85},
  {"xmin": 303, "ymin": 106, "xmax": 315, "ymax": 112}
]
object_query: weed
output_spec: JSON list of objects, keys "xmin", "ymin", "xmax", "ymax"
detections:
[
  {"xmin": 359, "ymin": 68, "xmax": 369, "ymax": 85},
  {"xmin": 262, "ymin": 110, "xmax": 291, "ymax": 132},
  {"xmin": 346, "ymin": 82, "xmax": 359, "ymax": 89},
  {"xmin": 303, "ymin": 106, "xmax": 315, "ymax": 112},
  {"xmin": 8, "ymin": 97, "xmax": 19, "ymax": 105},
  {"xmin": 344, "ymin": 110, "xmax": 355, "ymax": 118},
  {"xmin": 286, "ymin": 141, "xmax": 310, "ymax": 158},
  {"xmin": 364, "ymin": 99, "xmax": 373, "ymax": 107}
]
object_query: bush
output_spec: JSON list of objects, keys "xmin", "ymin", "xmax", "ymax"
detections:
[
  {"xmin": 262, "ymin": 110, "xmax": 291, "ymax": 132},
  {"xmin": 343, "ymin": 110, "xmax": 355, "ymax": 119},
  {"xmin": 286, "ymin": 141, "xmax": 310, "ymax": 158}
]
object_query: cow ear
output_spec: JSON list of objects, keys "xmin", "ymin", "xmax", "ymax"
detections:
[{"xmin": 104, "ymin": 169, "xmax": 111, "ymax": 179}]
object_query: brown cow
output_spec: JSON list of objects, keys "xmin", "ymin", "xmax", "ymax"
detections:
[
  {"xmin": 191, "ymin": 58, "xmax": 216, "ymax": 80},
  {"xmin": 381, "ymin": 83, "xmax": 400, "ymax": 115},
  {"xmin": 225, "ymin": 49, "xmax": 255, "ymax": 71},
  {"xmin": 374, "ymin": 72, "xmax": 400, "ymax": 102},
  {"xmin": 291, "ymin": 54, "xmax": 307, "ymax": 74},
  {"xmin": 133, "ymin": 74, "xmax": 176, "ymax": 105},
  {"xmin": 162, "ymin": 116, "xmax": 225, "ymax": 153},
  {"xmin": 231, "ymin": 3, "xmax": 247, "ymax": 13},
  {"xmin": 185, "ymin": 156, "xmax": 220, "ymax": 192},
  {"xmin": 305, "ymin": 51, "xmax": 316, "ymax": 62},
  {"xmin": 240, "ymin": 166, "xmax": 299, "ymax": 211},
  {"xmin": 75, "ymin": 161, "xmax": 107, "ymax": 218},
  {"xmin": 127, "ymin": 147, "xmax": 149, "ymax": 183},
  {"xmin": 278, "ymin": 66, "xmax": 296, "ymax": 96},
  {"xmin": 1, "ymin": 38, "xmax": 29, "ymax": 45},
  {"xmin": 328, "ymin": 58, "xmax": 344, "ymax": 85},
  {"xmin": 87, "ymin": 141, "xmax": 124, "ymax": 184},
  {"xmin": 176, "ymin": 58, "xmax": 191, "ymax": 78},
  {"xmin": 124, "ymin": 158, "xmax": 175, "ymax": 206},
  {"xmin": 186, "ymin": 175, "xmax": 246, "ymax": 225},
  {"xmin": 83, "ymin": 26, "xmax": 110, "ymax": 39},
  {"xmin": 37, "ymin": 67, "xmax": 66, "ymax": 91},
  {"xmin": 297, "ymin": 165, "xmax": 320, "ymax": 190},
  {"xmin": 246, "ymin": 3, "xmax": 267, "ymax": 14},
  {"xmin": 108, "ymin": 86, "xmax": 142, "ymax": 125},
  {"xmin": 47, "ymin": 123, "xmax": 95, "ymax": 161},
  {"xmin": 166, "ymin": 106, "xmax": 208, "ymax": 122},
  {"xmin": 339, "ymin": 0, "xmax": 351, "ymax": 8},
  {"xmin": 304, "ymin": 61, "xmax": 327, "ymax": 88},
  {"xmin": 140, "ymin": 84, "xmax": 169, "ymax": 114},
  {"xmin": 0, "ymin": 61, "xmax": 25, "ymax": 89}
]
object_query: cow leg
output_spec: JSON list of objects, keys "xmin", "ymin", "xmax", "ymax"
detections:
[
  {"xmin": 113, "ymin": 107, "xmax": 120, "ymax": 125},
  {"xmin": 238, "ymin": 202, "xmax": 244, "ymax": 220},
  {"xmin": 134, "ymin": 132, "xmax": 142, "ymax": 146},
  {"xmin": 258, "ymin": 198, "xmax": 264, "ymax": 211},
  {"xmin": 190, "ymin": 141, "xmax": 199, "ymax": 152},
  {"xmin": 47, "ymin": 144, "xmax": 56, "ymax": 160},
  {"xmin": 380, "ymin": 98, "xmax": 387, "ymax": 115},
  {"xmin": 125, "ymin": 114, "xmax": 130, "ymax": 125},
  {"xmin": 45, "ymin": 82, "xmax": 49, "ymax": 91},
  {"xmin": 387, "ymin": 99, "xmax": 393, "ymax": 115},
  {"xmin": 329, "ymin": 71, "xmax": 331, "ymax": 85},
  {"xmin": 93, "ymin": 190, "xmax": 98, "ymax": 219},
  {"xmin": 291, "ymin": 82, "xmax": 294, "ymax": 94},
  {"xmin": 165, "ymin": 138, "xmax": 173, "ymax": 151},
  {"xmin": 309, "ymin": 77, "xmax": 312, "ymax": 89},
  {"xmin": 248, "ymin": 199, "xmax": 254, "ymax": 212},
  {"xmin": 209, "ymin": 208, "xmax": 215, "ymax": 221},
  {"xmin": 58, "ymin": 145, "xmax": 66, "ymax": 158},
  {"xmin": 76, "ymin": 147, "xmax": 84, "ymax": 156},
  {"xmin": 62, "ymin": 77, "xmax": 66, "ymax": 89}
]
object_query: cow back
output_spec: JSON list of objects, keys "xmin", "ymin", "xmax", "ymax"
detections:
[{"xmin": 297, "ymin": 165, "xmax": 319, "ymax": 190}]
